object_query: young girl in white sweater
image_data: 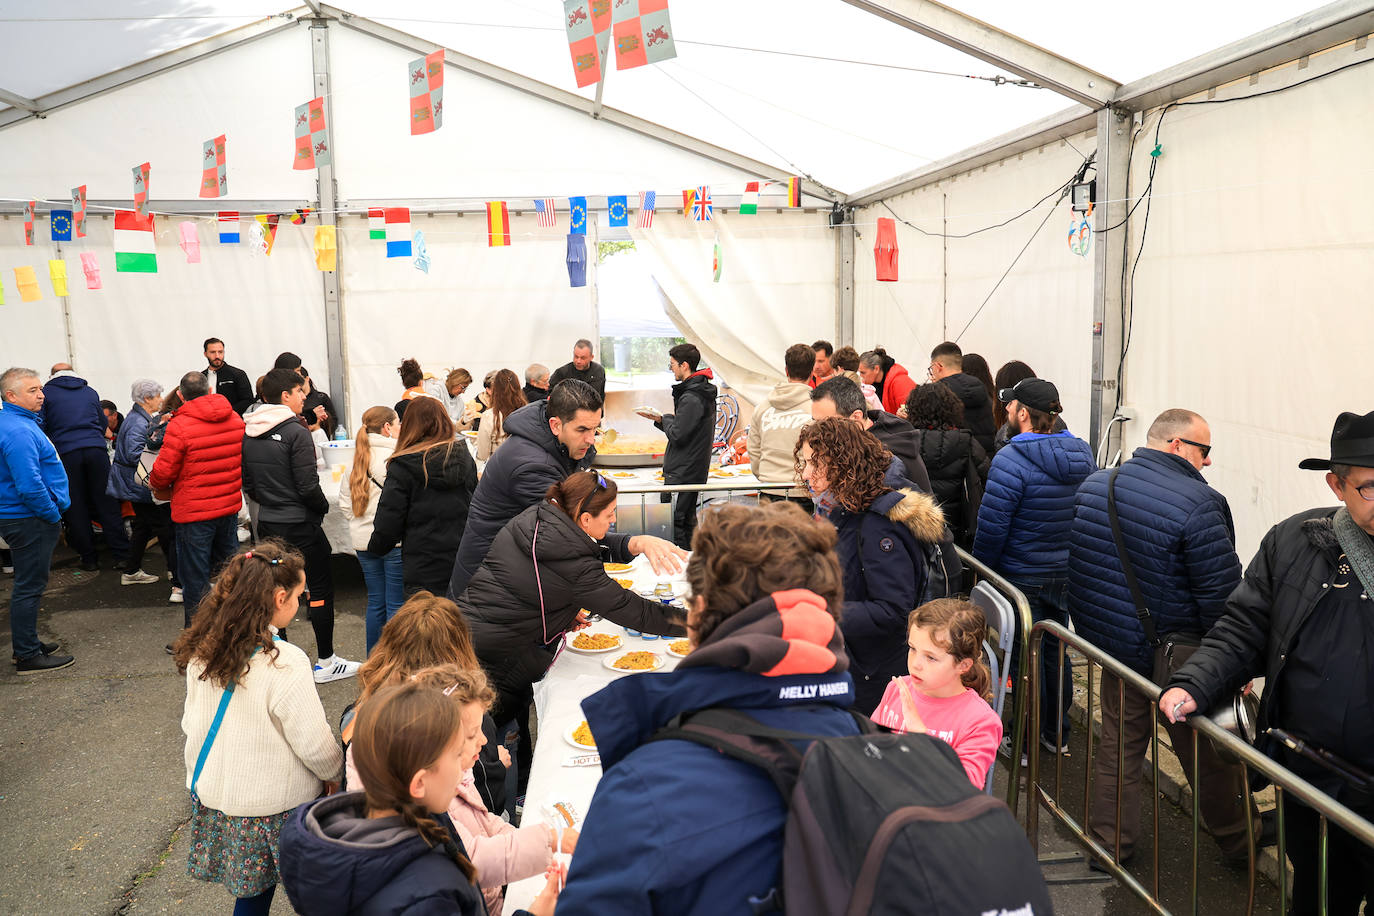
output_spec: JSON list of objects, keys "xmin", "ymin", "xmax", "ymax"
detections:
[{"xmin": 173, "ymin": 540, "xmax": 343, "ymax": 916}]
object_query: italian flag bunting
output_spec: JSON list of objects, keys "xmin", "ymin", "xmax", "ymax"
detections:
[
  {"xmin": 369, "ymin": 208, "xmax": 386, "ymax": 240},
  {"xmin": 739, "ymin": 181, "xmax": 759, "ymax": 215},
  {"xmin": 114, "ymin": 209, "xmax": 158, "ymax": 273}
]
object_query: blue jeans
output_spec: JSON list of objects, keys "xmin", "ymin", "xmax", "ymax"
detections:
[
  {"xmin": 0, "ymin": 516, "xmax": 62, "ymax": 659},
  {"xmin": 1008, "ymin": 574, "xmax": 1072, "ymax": 745},
  {"xmin": 175, "ymin": 514, "xmax": 239, "ymax": 628},
  {"xmin": 357, "ymin": 547, "xmax": 404, "ymax": 653}
]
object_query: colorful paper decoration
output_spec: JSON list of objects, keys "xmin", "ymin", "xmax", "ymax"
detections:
[
  {"xmin": 200, "ymin": 135, "xmax": 226, "ymax": 199},
  {"xmin": 15, "ymin": 267, "xmax": 41, "ymax": 301},
  {"xmin": 563, "ymin": 0, "xmax": 605, "ymax": 88},
  {"xmin": 80, "ymin": 253, "xmax": 101, "ymax": 290},
  {"xmin": 290, "ymin": 208, "xmax": 313, "ymax": 225},
  {"xmin": 638, "ymin": 190, "xmax": 656, "ymax": 228},
  {"xmin": 293, "ymin": 97, "xmax": 330, "ymax": 170},
  {"xmin": 314, "ymin": 225, "xmax": 337, "ymax": 271},
  {"xmin": 412, "ymin": 230, "xmax": 430, "ymax": 274},
  {"xmin": 535, "ymin": 198, "xmax": 557, "ymax": 228},
  {"xmin": 50, "ymin": 209, "xmax": 73, "ymax": 242},
  {"xmin": 218, "ymin": 211, "xmax": 240, "ymax": 243},
  {"xmin": 739, "ymin": 182, "xmax": 759, "ymax": 215},
  {"xmin": 788, "ymin": 177, "xmax": 801, "ymax": 207},
  {"xmin": 569, "ymin": 197, "xmax": 588, "ymax": 236},
  {"xmin": 566, "ymin": 233, "xmax": 587, "ymax": 288},
  {"xmin": 712, "ymin": 234, "xmax": 722, "ymax": 283},
  {"xmin": 48, "ymin": 260, "xmax": 68, "ymax": 297},
  {"xmin": 368, "ymin": 208, "xmax": 386, "ymax": 240},
  {"xmin": 692, "ymin": 186, "xmax": 712, "ymax": 222},
  {"xmin": 132, "ymin": 162, "xmax": 151, "ymax": 216},
  {"xmin": 23, "ymin": 200, "xmax": 34, "ymax": 246},
  {"xmin": 114, "ymin": 210, "xmax": 158, "ymax": 273},
  {"xmin": 612, "ymin": 0, "xmax": 676, "ymax": 70},
  {"xmin": 409, "ymin": 50, "xmax": 445, "ymax": 135},
  {"xmin": 255, "ymin": 214, "xmax": 280, "ymax": 256},
  {"xmin": 608, "ymin": 195, "xmax": 628, "ymax": 228},
  {"xmin": 179, "ymin": 222, "xmax": 201, "ymax": 263},
  {"xmin": 72, "ymin": 186, "xmax": 87, "ymax": 238},
  {"xmin": 0, "ymin": 276, "xmax": 4, "ymax": 305},
  {"xmin": 385, "ymin": 208, "xmax": 411, "ymax": 258},
  {"xmin": 487, "ymin": 202, "xmax": 511, "ymax": 247},
  {"xmin": 874, "ymin": 217, "xmax": 898, "ymax": 282}
]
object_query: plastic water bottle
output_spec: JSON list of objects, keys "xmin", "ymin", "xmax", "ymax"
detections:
[{"xmin": 334, "ymin": 425, "xmax": 348, "ymax": 441}]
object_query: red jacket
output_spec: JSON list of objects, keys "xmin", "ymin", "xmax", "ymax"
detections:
[
  {"xmin": 149, "ymin": 393, "xmax": 245, "ymax": 523},
  {"xmin": 881, "ymin": 362, "xmax": 917, "ymax": 415}
]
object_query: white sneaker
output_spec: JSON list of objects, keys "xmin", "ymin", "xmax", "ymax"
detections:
[
  {"xmin": 169, "ymin": 587, "xmax": 184, "ymax": 604},
  {"xmin": 121, "ymin": 570, "xmax": 159, "ymax": 585},
  {"xmin": 166, "ymin": 570, "xmax": 174, "ymax": 581},
  {"xmin": 313, "ymin": 655, "xmax": 361, "ymax": 684}
]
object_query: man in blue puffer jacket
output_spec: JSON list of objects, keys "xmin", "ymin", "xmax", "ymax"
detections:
[
  {"xmin": 973, "ymin": 378, "xmax": 1094, "ymax": 756},
  {"xmin": 1068, "ymin": 408, "xmax": 1263, "ymax": 867}
]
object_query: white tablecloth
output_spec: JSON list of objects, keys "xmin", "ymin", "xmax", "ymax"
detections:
[
  {"xmin": 504, "ymin": 553, "xmax": 688, "ymax": 911},
  {"xmin": 316, "ymin": 470, "xmax": 356, "ymax": 556}
]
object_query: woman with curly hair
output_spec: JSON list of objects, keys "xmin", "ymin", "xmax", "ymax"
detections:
[
  {"xmin": 794, "ymin": 417, "xmax": 948, "ymax": 712},
  {"xmin": 905, "ymin": 383, "xmax": 989, "ymax": 550}
]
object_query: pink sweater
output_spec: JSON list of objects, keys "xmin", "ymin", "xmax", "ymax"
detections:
[
  {"xmin": 346, "ymin": 745, "xmax": 552, "ymax": 915},
  {"xmin": 871, "ymin": 679, "xmax": 1003, "ymax": 788}
]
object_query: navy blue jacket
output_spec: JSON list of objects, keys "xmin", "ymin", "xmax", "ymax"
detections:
[
  {"xmin": 1067, "ymin": 448, "xmax": 1241, "ymax": 674},
  {"xmin": 40, "ymin": 374, "xmax": 108, "ymax": 455},
  {"xmin": 972, "ymin": 430, "xmax": 1096, "ymax": 577},
  {"xmin": 449, "ymin": 400, "xmax": 595, "ymax": 596},
  {"xmin": 106, "ymin": 403, "xmax": 155, "ymax": 503},
  {"xmin": 555, "ymin": 667, "xmax": 860, "ymax": 915}
]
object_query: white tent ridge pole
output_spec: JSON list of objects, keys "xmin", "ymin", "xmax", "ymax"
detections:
[
  {"xmin": 0, "ymin": 200, "xmax": 313, "ymax": 216},
  {"xmin": 310, "ymin": 17, "xmax": 350, "ymax": 429},
  {"xmin": 1089, "ymin": 106, "xmax": 1130, "ymax": 457},
  {"xmin": 0, "ymin": 88, "xmax": 39, "ymax": 113},
  {"xmin": 324, "ymin": 6, "xmax": 842, "ymax": 205},
  {"xmin": 839, "ymin": 0, "xmax": 1118, "ymax": 109}
]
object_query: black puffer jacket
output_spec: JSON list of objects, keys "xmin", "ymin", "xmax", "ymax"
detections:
[
  {"xmin": 241, "ymin": 405, "xmax": 329, "ymax": 525},
  {"xmin": 460, "ymin": 501, "xmax": 684, "ymax": 698},
  {"xmin": 938, "ymin": 372, "xmax": 996, "ymax": 454},
  {"xmin": 657, "ymin": 371, "xmax": 717, "ymax": 484},
  {"xmin": 913, "ymin": 427, "xmax": 988, "ymax": 549},
  {"xmin": 866, "ymin": 409, "xmax": 932, "ymax": 493},
  {"xmin": 368, "ymin": 444, "xmax": 477, "ymax": 595}
]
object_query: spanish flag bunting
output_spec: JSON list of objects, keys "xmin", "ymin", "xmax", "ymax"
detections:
[
  {"xmin": 788, "ymin": 177, "xmax": 801, "ymax": 207},
  {"xmin": 682, "ymin": 189, "xmax": 695, "ymax": 217},
  {"xmin": 487, "ymin": 201, "xmax": 511, "ymax": 247},
  {"xmin": 255, "ymin": 214, "xmax": 280, "ymax": 257}
]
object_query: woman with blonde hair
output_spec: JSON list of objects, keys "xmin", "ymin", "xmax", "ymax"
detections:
[
  {"xmin": 340, "ymin": 405, "xmax": 401, "ymax": 653},
  {"xmin": 475, "ymin": 369, "xmax": 527, "ymax": 461}
]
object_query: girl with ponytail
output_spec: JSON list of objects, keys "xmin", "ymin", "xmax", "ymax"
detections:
[{"xmin": 340, "ymin": 405, "xmax": 401, "ymax": 652}]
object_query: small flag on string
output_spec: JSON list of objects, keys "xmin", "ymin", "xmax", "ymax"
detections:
[
  {"xmin": 413, "ymin": 230, "xmax": 430, "ymax": 273},
  {"xmin": 50, "ymin": 209, "xmax": 73, "ymax": 242},
  {"xmin": 638, "ymin": 190, "xmax": 656, "ymax": 228},
  {"xmin": 682, "ymin": 189, "xmax": 694, "ymax": 217},
  {"xmin": 72, "ymin": 186, "xmax": 87, "ymax": 238},
  {"xmin": 487, "ymin": 202, "xmax": 511, "ymax": 247},
  {"xmin": 0, "ymin": 276, "xmax": 4, "ymax": 305},
  {"xmin": 713, "ymin": 234, "xmax": 722, "ymax": 283},
  {"xmin": 132, "ymin": 162, "xmax": 151, "ymax": 216},
  {"xmin": 566, "ymin": 233, "xmax": 587, "ymax": 288},
  {"xmin": 179, "ymin": 222, "xmax": 202, "ymax": 263},
  {"xmin": 218, "ymin": 211, "xmax": 240, "ymax": 243},
  {"xmin": 535, "ymin": 198, "xmax": 557, "ymax": 229},
  {"xmin": 368, "ymin": 208, "xmax": 386, "ymax": 240},
  {"xmin": 563, "ymin": 0, "xmax": 604, "ymax": 88},
  {"xmin": 314, "ymin": 225, "xmax": 337, "ymax": 271},
  {"xmin": 200, "ymin": 135, "xmax": 226, "ymax": 199},
  {"xmin": 23, "ymin": 201, "xmax": 34, "ymax": 246},
  {"xmin": 15, "ymin": 266, "xmax": 41, "ymax": 301},
  {"xmin": 293, "ymin": 97, "xmax": 330, "ymax": 170},
  {"xmin": 114, "ymin": 210, "xmax": 158, "ymax": 273},
  {"xmin": 569, "ymin": 197, "xmax": 588, "ymax": 236},
  {"xmin": 409, "ymin": 50, "xmax": 444, "ymax": 135},
  {"xmin": 80, "ymin": 253, "xmax": 101, "ymax": 290},
  {"xmin": 739, "ymin": 182, "xmax": 759, "ymax": 215},
  {"xmin": 612, "ymin": 0, "xmax": 676, "ymax": 70},
  {"xmin": 607, "ymin": 195, "xmax": 628, "ymax": 228},
  {"xmin": 385, "ymin": 208, "xmax": 412, "ymax": 258},
  {"xmin": 290, "ymin": 208, "xmax": 313, "ymax": 225},
  {"xmin": 255, "ymin": 214, "xmax": 280, "ymax": 256},
  {"xmin": 49, "ymin": 260, "xmax": 68, "ymax": 297},
  {"xmin": 692, "ymin": 186, "xmax": 712, "ymax": 222},
  {"xmin": 788, "ymin": 177, "xmax": 801, "ymax": 207}
]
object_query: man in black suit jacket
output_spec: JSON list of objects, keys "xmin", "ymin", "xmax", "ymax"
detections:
[{"xmin": 201, "ymin": 337, "xmax": 253, "ymax": 415}]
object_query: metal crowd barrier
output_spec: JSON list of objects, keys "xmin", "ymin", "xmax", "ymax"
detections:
[
  {"xmin": 612, "ymin": 479, "xmax": 800, "ymax": 541},
  {"xmin": 1026, "ymin": 618, "xmax": 1374, "ymax": 915}
]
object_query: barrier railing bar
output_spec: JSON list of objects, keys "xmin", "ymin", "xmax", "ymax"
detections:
[
  {"xmin": 1116, "ymin": 673, "xmax": 1126, "ymax": 863},
  {"xmin": 1152, "ymin": 684, "xmax": 1161, "ymax": 903},
  {"xmin": 1319, "ymin": 814, "xmax": 1328, "ymax": 916},
  {"xmin": 1035, "ymin": 789, "xmax": 1171, "ymax": 914},
  {"xmin": 1275, "ymin": 786, "xmax": 1287, "ymax": 916},
  {"xmin": 1191, "ymin": 735, "xmax": 1201, "ymax": 916}
]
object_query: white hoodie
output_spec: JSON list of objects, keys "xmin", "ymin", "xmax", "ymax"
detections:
[
  {"xmin": 338, "ymin": 432, "xmax": 396, "ymax": 552},
  {"xmin": 747, "ymin": 381, "xmax": 813, "ymax": 489}
]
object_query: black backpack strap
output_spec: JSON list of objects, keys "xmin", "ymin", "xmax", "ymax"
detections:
[
  {"xmin": 1106, "ymin": 466, "xmax": 1160, "ymax": 648},
  {"xmin": 651, "ymin": 707, "xmax": 819, "ymax": 797}
]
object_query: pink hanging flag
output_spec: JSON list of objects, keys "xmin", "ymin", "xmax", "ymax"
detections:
[
  {"xmin": 23, "ymin": 200, "xmax": 34, "ymax": 246},
  {"xmin": 72, "ymin": 186, "xmax": 87, "ymax": 238},
  {"xmin": 132, "ymin": 162, "xmax": 151, "ymax": 216},
  {"xmin": 179, "ymin": 222, "xmax": 202, "ymax": 263},
  {"xmin": 200, "ymin": 135, "xmax": 227, "ymax": 198},
  {"xmin": 80, "ymin": 253, "xmax": 102, "ymax": 290}
]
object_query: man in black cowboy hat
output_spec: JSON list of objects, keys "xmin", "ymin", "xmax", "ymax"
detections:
[{"xmin": 1161, "ymin": 410, "xmax": 1374, "ymax": 915}]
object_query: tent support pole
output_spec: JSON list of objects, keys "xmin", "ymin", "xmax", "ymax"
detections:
[
  {"xmin": 53, "ymin": 240, "xmax": 76, "ymax": 366},
  {"xmin": 310, "ymin": 19, "xmax": 349, "ymax": 430},
  {"xmin": 836, "ymin": 215, "xmax": 855, "ymax": 348},
  {"xmin": 1089, "ymin": 105, "xmax": 1131, "ymax": 460}
]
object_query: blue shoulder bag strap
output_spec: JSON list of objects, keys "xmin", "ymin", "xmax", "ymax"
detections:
[{"xmin": 190, "ymin": 637, "xmax": 280, "ymax": 802}]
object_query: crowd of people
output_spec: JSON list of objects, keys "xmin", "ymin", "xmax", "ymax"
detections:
[{"xmin": 1, "ymin": 330, "xmax": 1370, "ymax": 915}]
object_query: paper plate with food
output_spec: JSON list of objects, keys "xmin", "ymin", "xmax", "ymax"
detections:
[
  {"xmin": 604, "ymin": 650, "xmax": 664, "ymax": 672},
  {"xmin": 459, "ymin": 429, "xmax": 478, "ymax": 441},
  {"xmin": 607, "ymin": 470, "xmax": 638, "ymax": 479},
  {"xmin": 666, "ymin": 638, "xmax": 693, "ymax": 659},
  {"xmin": 566, "ymin": 630, "xmax": 622, "ymax": 654},
  {"xmin": 612, "ymin": 577, "xmax": 635, "ymax": 589},
  {"xmin": 603, "ymin": 562, "xmax": 634, "ymax": 574},
  {"xmin": 565, "ymin": 720, "xmax": 597, "ymax": 750}
]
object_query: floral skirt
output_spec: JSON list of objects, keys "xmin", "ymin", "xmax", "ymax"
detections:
[{"xmin": 186, "ymin": 798, "xmax": 291, "ymax": 898}]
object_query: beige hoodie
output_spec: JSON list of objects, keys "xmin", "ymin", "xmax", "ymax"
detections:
[{"xmin": 747, "ymin": 381, "xmax": 813, "ymax": 489}]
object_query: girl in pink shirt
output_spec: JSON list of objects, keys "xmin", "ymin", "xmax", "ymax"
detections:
[{"xmin": 872, "ymin": 598, "xmax": 1003, "ymax": 787}]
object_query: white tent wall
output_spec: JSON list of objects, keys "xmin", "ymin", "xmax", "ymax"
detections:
[{"xmin": 853, "ymin": 131, "xmax": 1096, "ymax": 432}]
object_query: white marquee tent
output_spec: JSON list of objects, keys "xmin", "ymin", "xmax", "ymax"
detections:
[{"xmin": 1, "ymin": 0, "xmax": 1371, "ymax": 557}]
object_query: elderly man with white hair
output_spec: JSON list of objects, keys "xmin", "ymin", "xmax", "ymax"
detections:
[{"xmin": 107, "ymin": 378, "xmax": 179, "ymax": 596}]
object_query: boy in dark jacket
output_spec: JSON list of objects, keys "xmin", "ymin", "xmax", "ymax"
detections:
[
  {"xmin": 928, "ymin": 341, "xmax": 996, "ymax": 453},
  {"xmin": 638, "ymin": 343, "xmax": 717, "ymax": 549},
  {"xmin": 243, "ymin": 368, "xmax": 358, "ymax": 683}
]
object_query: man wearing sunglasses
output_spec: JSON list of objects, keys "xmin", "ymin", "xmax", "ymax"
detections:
[{"xmin": 1068, "ymin": 408, "xmax": 1269, "ymax": 870}]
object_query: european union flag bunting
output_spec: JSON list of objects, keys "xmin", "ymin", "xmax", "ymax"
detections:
[
  {"xmin": 608, "ymin": 195, "xmax": 628, "ymax": 228},
  {"xmin": 569, "ymin": 196, "xmax": 588, "ymax": 236},
  {"xmin": 50, "ymin": 210, "xmax": 73, "ymax": 242}
]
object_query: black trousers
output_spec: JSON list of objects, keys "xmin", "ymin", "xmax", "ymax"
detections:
[
  {"xmin": 258, "ymin": 519, "xmax": 335, "ymax": 659},
  {"xmin": 1285, "ymin": 795, "xmax": 1374, "ymax": 915},
  {"xmin": 660, "ymin": 490, "xmax": 700, "ymax": 550},
  {"xmin": 60, "ymin": 447, "xmax": 128, "ymax": 565},
  {"xmin": 491, "ymin": 679, "xmax": 535, "ymax": 802},
  {"xmin": 126, "ymin": 501, "xmax": 176, "ymax": 581}
]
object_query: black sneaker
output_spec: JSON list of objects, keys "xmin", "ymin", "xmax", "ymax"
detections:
[
  {"xmin": 15, "ymin": 652, "xmax": 75, "ymax": 674},
  {"xmin": 12, "ymin": 641, "xmax": 60, "ymax": 663},
  {"xmin": 79, "ymin": 560, "xmax": 99, "ymax": 572}
]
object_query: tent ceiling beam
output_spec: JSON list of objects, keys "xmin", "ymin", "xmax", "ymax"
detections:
[
  {"xmin": 326, "ymin": 6, "xmax": 841, "ymax": 204},
  {"xmin": 839, "ymin": 0, "xmax": 1118, "ymax": 109},
  {"xmin": 0, "ymin": 88, "xmax": 39, "ymax": 112},
  {"xmin": 0, "ymin": 200, "xmax": 312, "ymax": 216}
]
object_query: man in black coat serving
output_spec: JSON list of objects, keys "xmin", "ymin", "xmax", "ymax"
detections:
[{"xmin": 638, "ymin": 343, "xmax": 717, "ymax": 550}]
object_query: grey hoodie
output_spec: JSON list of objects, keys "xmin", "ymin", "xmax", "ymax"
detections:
[{"xmin": 747, "ymin": 380, "xmax": 812, "ymax": 487}]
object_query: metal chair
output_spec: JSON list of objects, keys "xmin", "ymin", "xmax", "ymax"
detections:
[
  {"xmin": 714, "ymin": 392, "xmax": 740, "ymax": 448},
  {"xmin": 971, "ymin": 580, "xmax": 1018, "ymax": 794},
  {"xmin": 982, "ymin": 639, "xmax": 1007, "ymax": 794}
]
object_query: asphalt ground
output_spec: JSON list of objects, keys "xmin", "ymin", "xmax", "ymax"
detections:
[{"xmin": 0, "ymin": 534, "xmax": 1287, "ymax": 915}]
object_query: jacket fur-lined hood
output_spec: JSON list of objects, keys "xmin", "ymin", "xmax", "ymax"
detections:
[
  {"xmin": 881, "ymin": 487, "xmax": 946, "ymax": 543},
  {"xmin": 1301, "ymin": 511, "xmax": 1341, "ymax": 553}
]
